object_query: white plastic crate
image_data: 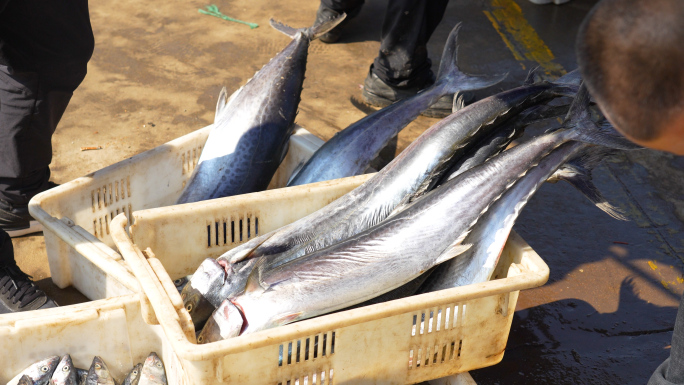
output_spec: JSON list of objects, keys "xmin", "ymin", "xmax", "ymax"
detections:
[
  {"xmin": 0, "ymin": 294, "xmax": 192, "ymax": 385},
  {"xmin": 28, "ymin": 125, "xmax": 324, "ymax": 301},
  {"xmin": 111, "ymin": 174, "xmax": 549, "ymax": 385}
]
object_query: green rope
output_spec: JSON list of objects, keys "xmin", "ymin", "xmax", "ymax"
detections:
[{"xmin": 198, "ymin": 4, "xmax": 259, "ymax": 29}]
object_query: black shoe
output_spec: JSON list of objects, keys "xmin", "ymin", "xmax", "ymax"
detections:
[
  {"xmin": 361, "ymin": 69, "xmax": 462, "ymax": 118},
  {"xmin": 314, "ymin": 3, "xmax": 364, "ymax": 44},
  {"xmin": 0, "ymin": 265, "xmax": 58, "ymax": 313},
  {"xmin": 0, "ymin": 181, "xmax": 59, "ymax": 238}
]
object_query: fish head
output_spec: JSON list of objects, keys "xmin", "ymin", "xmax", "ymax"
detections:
[
  {"xmin": 76, "ymin": 368, "xmax": 88, "ymax": 385},
  {"xmin": 197, "ymin": 299, "xmax": 244, "ymax": 344},
  {"xmin": 123, "ymin": 363, "xmax": 142, "ymax": 385},
  {"xmin": 51, "ymin": 354, "xmax": 77, "ymax": 385},
  {"xmin": 87, "ymin": 356, "xmax": 115, "ymax": 384},
  {"xmin": 182, "ymin": 259, "xmax": 227, "ymax": 329},
  {"xmin": 141, "ymin": 352, "xmax": 167, "ymax": 384},
  {"xmin": 21, "ymin": 355, "xmax": 60, "ymax": 384},
  {"xmin": 173, "ymin": 276, "xmax": 190, "ymax": 292}
]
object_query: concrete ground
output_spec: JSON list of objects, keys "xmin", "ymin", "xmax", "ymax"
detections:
[{"xmin": 12, "ymin": 0, "xmax": 684, "ymax": 383}]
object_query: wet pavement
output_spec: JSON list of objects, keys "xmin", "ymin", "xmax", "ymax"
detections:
[{"xmin": 10, "ymin": 0, "xmax": 684, "ymax": 383}]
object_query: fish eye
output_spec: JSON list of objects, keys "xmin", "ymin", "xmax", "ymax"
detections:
[
  {"xmin": 186, "ymin": 303, "xmax": 193, "ymax": 312},
  {"xmin": 156, "ymin": 362, "xmax": 162, "ymax": 368},
  {"xmin": 197, "ymin": 335, "xmax": 204, "ymax": 343},
  {"xmin": 63, "ymin": 365, "xmax": 70, "ymax": 371},
  {"xmin": 133, "ymin": 370, "xmax": 138, "ymax": 375},
  {"xmin": 41, "ymin": 366, "xmax": 49, "ymax": 372},
  {"xmin": 95, "ymin": 364, "xmax": 101, "ymax": 369}
]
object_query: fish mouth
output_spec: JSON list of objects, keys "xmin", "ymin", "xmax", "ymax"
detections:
[{"xmin": 230, "ymin": 299, "xmax": 250, "ymax": 335}]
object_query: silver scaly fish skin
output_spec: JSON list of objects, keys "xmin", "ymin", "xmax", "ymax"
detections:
[
  {"xmin": 176, "ymin": 15, "xmax": 345, "ymax": 204},
  {"xmin": 138, "ymin": 353, "xmax": 167, "ymax": 385}
]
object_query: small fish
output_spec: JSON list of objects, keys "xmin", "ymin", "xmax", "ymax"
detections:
[
  {"xmin": 86, "ymin": 357, "xmax": 116, "ymax": 385},
  {"xmin": 76, "ymin": 369, "xmax": 88, "ymax": 385},
  {"xmin": 138, "ymin": 352, "xmax": 167, "ymax": 385},
  {"xmin": 50, "ymin": 355, "xmax": 78, "ymax": 385},
  {"xmin": 122, "ymin": 363, "xmax": 142, "ymax": 385},
  {"xmin": 173, "ymin": 276, "xmax": 191, "ymax": 293},
  {"xmin": 13, "ymin": 356, "xmax": 60, "ymax": 385}
]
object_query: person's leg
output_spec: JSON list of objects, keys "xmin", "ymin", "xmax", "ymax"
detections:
[
  {"xmin": 0, "ymin": 0, "xmax": 93, "ymax": 237},
  {"xmin": 371, "ymin": 0, "xmax": 449, "ymax": 88},
  {"xmin": 315, "ymin": 0, "xmax": 365, "ymax": 44},
  {"xmin": 648, "ymin": 294, "xmax": 684, "ymax": 384},
  {"xmin": 361, "ymin": 0, "xmax": 455, "ymax": 117},
  {"xmin": 0, "ymin": 227, "xmax": 56, "ymax": 312}
]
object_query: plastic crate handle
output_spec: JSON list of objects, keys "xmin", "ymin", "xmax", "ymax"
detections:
[
  {"xmin": 28, "ymin": 199, "xmax": 141, "ymax": 292},
  {"xmin": 110, "ymin": 214, "xmax": 196, "ymax": 350}
]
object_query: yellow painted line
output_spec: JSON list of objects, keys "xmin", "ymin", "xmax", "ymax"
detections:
[{"xmin": 484, "ymin": 0, "xmax": 566, "ymax": 78}]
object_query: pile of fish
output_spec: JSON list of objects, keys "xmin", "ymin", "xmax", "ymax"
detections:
[
  {"xmin": 169, "ymin": 18, "xmax": 640, "ymax": 343},
  {"xmin": 9, "ymin": 352, "xmax": 165, "ymax": 385}
]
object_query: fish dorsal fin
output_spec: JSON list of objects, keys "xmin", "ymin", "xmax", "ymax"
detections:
[
  {"xmin": 523, "ymin": 66, "xmax": 541, "ymax": 85},
  {"xmin": 435, "ymin": 242, "xmax": 473, "ymax": 265},
  {"xmin": 270, "ymin": 13, "xmax": 346, "ymax": 41},
  {"xmin": 215, "ymin": 87, "xmax": 229, "ymax": 122},
  {"xmin": 244, "ymin": 256, "xmax": 267, "ymax": 292},
  {"xmin": 270, "ymin": 19, "xmax": 299, "ymax": 38}
]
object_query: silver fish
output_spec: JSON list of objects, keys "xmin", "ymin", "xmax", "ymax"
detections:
[
  {"xmin": 138, "ymin": 353, "xmax": 166, "ymax": 385},
  {"xmin": 201, "ymin": 83, "xmax": 635, "ymax": 340},
  {"xmin": 184, "ymin": 67, "xmax": 579, "ymax": 328},
  {"xmin": 121, "ymin": 363, "xmax": 142, "ymax": 385},
  {"xmin": 287, "ymin": 23, "xmax": 506, "ymax": 186},
  {"xmin": 75, "ymin": 369, "xmax": 88, "ymax": 385},
  {"xmin": 424, "ymin": 138, "xmax": 628, "ymax": 292},
  {"xmin": 85, "ymin": 357, "xmax": 116, "ymax": 385},
  {"xmin": 50, "ymin": 355, "xmax": 78, "ymax": 385},
  {"xmin": 14, "ymin": 356, "xmax": 60, "ymax": 385},
  {"xmin": 176, "ymin": 15, "xmax": 346, "ymax": 204}
]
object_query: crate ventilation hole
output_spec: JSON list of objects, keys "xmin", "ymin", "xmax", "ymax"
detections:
[
  {"xmin": 408, "ymin": 304, "xmax": 466, "ymax": 370},
  {"xmin": 277, "ymin": 332, "xmax": 336, "ymax": 385},
  {"xmin": 207, "ymin": 216, "xmax": 259, "ymax": 247},
  {"xmin": 181, "ymin": 146, "xmax": 202, "ymax": 176},
  {"xmin": 91, "ymin": 177, "xmax": 132, "ymax": 238}
]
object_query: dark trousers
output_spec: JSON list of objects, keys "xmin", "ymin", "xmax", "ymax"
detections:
[
  {"xmin": 0, "ymin": 228, "xmax": 12, "ymax": 266},
  {"xmin": 649, "ymin": 293, "xmax": 684, "ymax": 384},
  {"xmin": 321, "ymin": 0, "xmax": 449, "ymax": 88},
  {"xmin": 0, "ymin": 0, "xmax": 94, "ymax": 206}
]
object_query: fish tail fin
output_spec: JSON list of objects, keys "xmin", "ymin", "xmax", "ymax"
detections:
[
  {"xmin": 553, "ymin": 68, "xmax": 582, "ymax": 86},
  {"xmin": 523, "ymin": 66, "xmax": 542, "ymax": 85},
  {"xmin": 564, "ymin": 83, "xmax": 642, "ymax": 150},
  {"xmin": 542, "ymin": 68, "xmax": 583, "ymax": 97},
  {"xmin": 309, "ymin": 13, "xmax": 346, "ymax": 40},
  {"xmin": 551, "ymin": 146, "xmax": 629, "ymax": 220},
  {"xmin": 434, "ymin": 23, "xmax": 507, "ymax": 94},
  {"xmin": 270, "ymin": 13, "xmax": 346, "ymax": 40}
]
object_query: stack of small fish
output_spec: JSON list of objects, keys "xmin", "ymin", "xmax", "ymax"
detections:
[
  {"xmin": 10, "ymin": 352, "xmax": 165, "ymax": 385},
  {"xmin": 172, "ymin": 17, "xmax": 640, "ymax": 344}
]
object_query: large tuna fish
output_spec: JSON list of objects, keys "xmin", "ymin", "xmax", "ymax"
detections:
[
  {"xmin": 197, "ymin": 84, "xmax": 636, "ymax": 341},
  {"xmin": 287, "ymin": 23, "xmax": 506, "ymax": 186},
  {"xmin": 177, "ymin": 15, "xmax": 346, "ymax": 204},
  {"xmin": 182, "ymin": 67, "xmax": 580, "ymax": 329}
]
